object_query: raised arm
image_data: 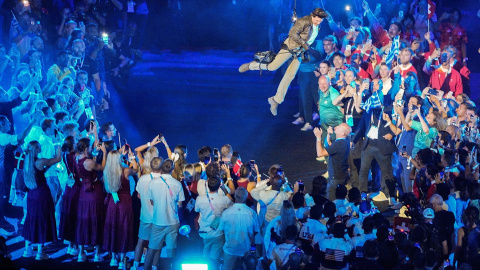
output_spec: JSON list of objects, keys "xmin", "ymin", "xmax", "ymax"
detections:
[
  {"xmin": 362, "ymin": 1, "xmax": 382, "ymax": 36},
  {"xmin": 161, "ymin": 136, "xmax": 172, "ymax": 158},
  {"xmin": 313, "ymin": 127, "xmax": 329, "ymax": 157}
]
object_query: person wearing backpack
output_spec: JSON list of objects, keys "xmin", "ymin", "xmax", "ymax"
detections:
[{"xmin": 454, "ymin": 206, "xmax": 480, "ymax": 268}]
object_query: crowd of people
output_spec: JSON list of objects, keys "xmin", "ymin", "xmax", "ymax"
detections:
[{"xmin": 1, "ymin": 0, "xmax": 480, "ymax": 270}]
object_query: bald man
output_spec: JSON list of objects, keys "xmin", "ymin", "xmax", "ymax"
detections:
[
  {"xmin": 430, "ymin": 194, "xmax": 455, "ymax": 258},
  {"xmin": 318, "ymin": 75, "xmax": 344, "ymax": 145},
  {"xmin": 313, "ymin": 123, "xmax": 351, "ymax": 200}
]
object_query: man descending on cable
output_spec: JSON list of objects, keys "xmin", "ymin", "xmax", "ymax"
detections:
[{"xmin": 238, "ymin": 8, "xmax": 328, "ymax": 116}]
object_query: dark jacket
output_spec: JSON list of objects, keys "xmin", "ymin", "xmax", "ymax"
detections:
[{"xmin": 352, "ymin": 108, "xmax": 397, "ymax": 156}]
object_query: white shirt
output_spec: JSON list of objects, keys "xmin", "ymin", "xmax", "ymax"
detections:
[
  {"xmin": 307, "ymin": 25, "xmax": 319, "ymax": 45},
  {"xmin": 219, "ymin": 203, "xmax": 259, "ymax": 256},
  {"xmin": 272, "ymin": 243, "xmax": 300, "ymax": 268},
  {"xmin": 136, "ymin": 173, "xmax": 154, "ymax": 223},
  {"xmin": 38, "ymin": 133, "xmax": 57, "ymax": 177},
  {"xmin": 23, "ymin": 125, "xmax": 43, "ymax": 148},
  {"xmin": 352, "ymin": 233, "xmax": 377, "ymax": 257},
  {"xmin": 11, "ymin": 102, "xmax": 29, "ymax": 134},
  {"xmin": 264, "ymin": 216, "xmax": 302, "ymax": 259},
  {"xmin": 195, "ymin": 192, "xmax": 233, "ymax": 238},
  {"xmin": 147, "ymin": 173, "xmax": 185, "ymax": 226},
  {"xmin": 295, "ymin": 207, "xmax": 310, "ymax": 219},
  {"xmin": 197, "ymin": 179, "xmax": 229, "ymax": 196},
  {"xmin": 299, "ymin": 219, "xmax": 327, "ymax": 245},
  {"xmin": 251, "ymin": 180, "xmax": 291, "ymax": 222}
]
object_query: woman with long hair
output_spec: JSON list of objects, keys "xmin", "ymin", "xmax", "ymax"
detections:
[
  {"xmin": 58, "ymin": 136, "xmax": 80, "ymax": 256},
  {"xmin": 134, "ymin": 134, "xmax": 171, "ymax": 176},
  {"xmin": 22, "ymin": 141, "xmax": 62, "ymax": 260},
  {"xmin": 183, "ymin": 163, "xmax": 202, "ymax": 195},
  {"xmin": 103, "ymin": 149, "xmax": 137, "ymax": 268},
  {"xmin": 264, "ymin": 200, "xmax": 301, "ymax": 259},
  {"xmin": 75, "ymin": 137, "xmax": 107, "ymax": 262},
  {"xmin": 236, "ymin": 164, "xmax": 258, "ymax": 207},
  {"xmin": 171, "ymin": 144, "xmax": 187, "ymax": 181}
]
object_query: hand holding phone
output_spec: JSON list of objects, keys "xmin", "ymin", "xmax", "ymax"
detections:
[
  {"xmin": 297, "ymin": 180, "xmax": 304, "ymax": 192},
  {"xmin": 102, "ymin": 33, "xmax": 109, "ymax": 45},
  {"xmin": 427, "ymin": 88, "xmax": 438, "ymax": 96}
]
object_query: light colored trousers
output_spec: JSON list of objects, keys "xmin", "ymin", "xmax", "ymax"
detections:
[{"xmin": 250, "ymin": 49, "xmax": 302, "ymax": 104}]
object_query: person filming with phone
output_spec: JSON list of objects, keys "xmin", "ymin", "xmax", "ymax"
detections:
[
  {"xmin": 250, "ymin": 165, "xmax": 298, "ymax": 223},
  {"xmin": 423, "ymin": 47, "xmax": 463, "ymax": 97},
  {"xmin": 313, "ymin": 123, "xmax": 351, "ymax": 201}
]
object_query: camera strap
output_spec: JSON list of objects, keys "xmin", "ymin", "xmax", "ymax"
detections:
[
  {"xmin": 204, "ymin": 182, "xmax": 215, "ymax": 213},
  {"xmin": 266, "ymin": 191, "xmax": 281, "ymax": 207}
]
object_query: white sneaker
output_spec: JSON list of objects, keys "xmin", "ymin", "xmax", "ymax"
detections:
[
  {"xmin": 118, "ymin": 262, "xmax": 124, "ymax": 269},
  {"xmin": 312, "ymin": 113, "xmax": 319, "ymax": 121},
  {"xmin": 140, "ymin": 253, "xmax": 145, "ymax": 263},
  {"xmin": 77, "ymin": 252, "xmax": 86, "ymax": 262},
  {"xmin": 110, "ymin": 257, "xmax": 119, "ymax": 267},
  {"xmin": 293, "ymin": 112, "xmax": 300, "ymax": 118},
  {"xmin": 94, "ymin": 254, "xmax": 104, "ymax": 262},
  {"xmin": 23, "ymin": 247, "xmax": 34, "ymax": 258},
  {"xmin": 371, "ymin": 192, "xmax": 388, "ymax": 202},
  {"xmin": 292, "ymin": 117, "xmax": 304, "ymax": 125},
  {"xmin": 268, "ymin": 97, "xmax": 279, "ymax": 116},
  {"xmin": 301, "ymin": 123, "xmax": 313, "ymax": 131},
  {"xmin": 238, "ymin": 61, "xmax": 254, "ymax": 73},
  {"xmin": 35, "ymin": 251, "xmax": 50, "ymax": 260}
]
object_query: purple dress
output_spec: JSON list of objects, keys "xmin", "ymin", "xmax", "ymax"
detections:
[
  {"xmin": 22, "ymin": 161, "xmax": 57, "ymax": 244},
  {"xmin": 75, "ymin": 157, "xmax": 106, "ymax": 245},
  {"xmin": 103, "ymin": 173, "xmax": 134, "ymax": 253},
  {"xmin": 58, "ymin": 152, "xmax": 81, "ymax": 242}
]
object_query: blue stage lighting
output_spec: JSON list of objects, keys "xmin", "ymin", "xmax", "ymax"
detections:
[{"xmin": 181, "ymin": 264, "xmax": 208, "ymax": 270}]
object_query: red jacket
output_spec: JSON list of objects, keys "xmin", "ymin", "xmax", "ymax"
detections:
[
  {"xmin": 399, "ymin": 64, "xmax": 417, "ymax": 78},
  {"xmin": 429, "ymin": 67, "xmax": 463, "ymax": 97}
]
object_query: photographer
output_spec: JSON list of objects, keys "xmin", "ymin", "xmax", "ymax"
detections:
[{"xmin": 250, "ymin": 167, "xmax": 298, "ymax": 223}]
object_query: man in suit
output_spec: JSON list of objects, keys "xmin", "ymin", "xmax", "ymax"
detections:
[
  {"xmin": 352, "ymin": 79, "xmax": 397, "ymax": 203},
  {"xmin": 238, "ymin": 8, "xmax": 328, "ymax": 116}
]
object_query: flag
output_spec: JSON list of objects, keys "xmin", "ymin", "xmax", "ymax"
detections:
[
  {"xmin": 361, "ymin": 90, "xmax": 384, "ymax": 113},
  {"xmin": 428, "ymin": 0, "xmax": 436, "ymax": 20},
  {"xmin": 325, "ymin": 248, "xmax": 345, "ymax": 262},
  {"xmin": 385, "ymin": 35, "xmax": 400, "ymax": 68}
]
